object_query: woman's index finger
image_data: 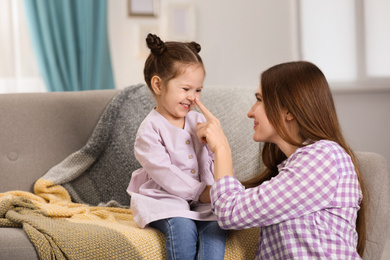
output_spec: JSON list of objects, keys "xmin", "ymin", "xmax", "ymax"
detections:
[{"xmin": 195, "ymin": 98, "xmax": 215, "ymax": 121}]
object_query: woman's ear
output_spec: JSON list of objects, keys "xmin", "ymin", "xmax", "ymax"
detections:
[
  {"xmin": 287, "ymin": 113, "xmax": 294, "ymax": 121},
  {"xmin": 285, "ymin": 110, "xmax": 294, "ymax": 121},
  {"xmin": 151, "ymin": 76, "xmax": 163, "ymax": 95}
]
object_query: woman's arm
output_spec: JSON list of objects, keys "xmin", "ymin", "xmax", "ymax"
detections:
[
  {"xmin": 195, "ymin": 98, "xmax": 234, "ymax": 180},
  {"xmin": 211, "ymin": 146, "xmax": 341, "ymax": 230}
]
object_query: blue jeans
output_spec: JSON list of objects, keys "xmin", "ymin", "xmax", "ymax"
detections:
[{"xmin": 149, "ymin": 217, "xmax": 227, "ymax": 260}]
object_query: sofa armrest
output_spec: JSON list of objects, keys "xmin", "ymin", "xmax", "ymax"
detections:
[{"xmin": 356, "ymin": 151, "xmax": 390, "ymax": 260}]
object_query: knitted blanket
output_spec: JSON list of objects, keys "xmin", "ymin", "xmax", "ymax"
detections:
[
  {"xmin": 0, "ymin": 191, "xmax": 259, "ymax": 259},
  {"xmin": 0, "ymin": 85, "xmax": 259, "ymax": 259},
  {"xmin": 44, "ymin": 84, "xmax": 156, "ymax": 207}
]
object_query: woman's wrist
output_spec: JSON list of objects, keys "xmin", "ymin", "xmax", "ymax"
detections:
[{"xmin": 214, "ymin": 145, "xmax": 234, "ymax": 181}]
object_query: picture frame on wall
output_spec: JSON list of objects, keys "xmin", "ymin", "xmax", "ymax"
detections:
[
  {"xmin": 167, "ymin": 3, "xmax": 196, "ymax": 41},
  {"xmin": 128, "ymin": 0, "xmax": 158, "ymax": 17}
]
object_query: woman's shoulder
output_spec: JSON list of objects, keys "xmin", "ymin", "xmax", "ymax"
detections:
[
  {"xmin": 306, "ymin": 139, "xmax": 339, "ymax": 149},
  {"xmin": 299, "ymin": 139, "xmax": 347, "ymax": 159},
  {"xmin": 283, "ymin": 140, "xmax": 348, "ymax": 175},
  {"xmin": 310, "ymin": 139, "xmax": 344, "ymax": 151}
]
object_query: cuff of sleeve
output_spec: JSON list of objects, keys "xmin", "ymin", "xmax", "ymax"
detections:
[{"xmin": 210, "ymin": 176, "xmax": 243, "ymax": 206}]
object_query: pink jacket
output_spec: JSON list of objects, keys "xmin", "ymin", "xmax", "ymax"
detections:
[{"xmin": 127, "ymin": 109, "xmax": 216, "ymax": 228}]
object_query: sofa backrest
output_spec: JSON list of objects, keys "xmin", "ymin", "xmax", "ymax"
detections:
[
  {"xmin": 201, "ymin": 85, "xmax": 263, "ymax": 181},
  {"xmin": 0, "ymin": 85, "xmax": 262, "ymax": 194},
  {"xmin": 0, "ymin": 89, "xmax": 119, "ymax": 193}
]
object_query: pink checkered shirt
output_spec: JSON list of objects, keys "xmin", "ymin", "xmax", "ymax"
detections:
[{"xmin": 211, "ymin": 140, "xmax": 362, "ymax": 259}]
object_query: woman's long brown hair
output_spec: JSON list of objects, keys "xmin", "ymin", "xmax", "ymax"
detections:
[{"xmin": 243, "ymin": 61, "xmax": 366, "ymax": 257}]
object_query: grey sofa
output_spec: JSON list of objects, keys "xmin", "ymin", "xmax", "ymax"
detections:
[{"xmin": 1, "ymin": 84, "xmax": 389, "ymax": 260}]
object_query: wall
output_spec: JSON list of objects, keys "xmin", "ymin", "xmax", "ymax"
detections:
[
  {"xmin": 108, "ymin": 0, "xmax": 299, "ymax": 89},
  {"xmin": 107, "ymin": 0, "xmax": 390, "ymax": 165},
  {"xmin": 333, "ymin": 90, "xmax": 390, "ymax": 164}
]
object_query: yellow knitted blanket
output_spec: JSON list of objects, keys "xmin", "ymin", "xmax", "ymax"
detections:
[{"xmin": 0, "ymin": 179, "xmax": 259, "ymax": 259}]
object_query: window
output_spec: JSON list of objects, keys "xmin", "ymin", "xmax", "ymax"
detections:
[
  {"xmin": 299, "ymin": 0, "xmax": 390, "ymax": 90},
  {"xmin": 364, "ymin": 0, "xmax": 390, "ymax": 77},
  {"xmin": 0, "ymin": 0, "xmax": 45, "ymax": 93}
]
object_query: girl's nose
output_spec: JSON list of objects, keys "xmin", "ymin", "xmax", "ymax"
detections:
[{"xmin": 187, "ymin": 94, "xmax": 195, "ymax": 101}]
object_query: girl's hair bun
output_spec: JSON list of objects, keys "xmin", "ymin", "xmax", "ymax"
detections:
[
  {"xmin": 188, "ymin": 42, "xmax": 201, "ymax": 53},
  {"xmin": 146, "ymin": 33, "xmax": 166, "ymax": 56}
]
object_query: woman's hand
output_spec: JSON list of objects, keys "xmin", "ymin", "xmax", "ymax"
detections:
[
  {"xmin": 195, "ymin": 98, "xmax": 234, "ymax": 180},
  {"xmin": 195, "ymin": 98, "xmax": 230, "ymax": 154}
]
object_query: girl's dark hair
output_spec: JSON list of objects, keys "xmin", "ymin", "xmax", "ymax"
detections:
[
  {"xmin": 143, "ymin": 33, "xmax": 204, "ymax": 91},
  {"xmin": 243, "ymin": 61, "xmax": 366, "ymax": 257}
]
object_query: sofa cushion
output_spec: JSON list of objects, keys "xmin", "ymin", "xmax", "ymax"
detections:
[{"xmin": 0, "ymin": 227, "xmax": 38, "ymax": 260}]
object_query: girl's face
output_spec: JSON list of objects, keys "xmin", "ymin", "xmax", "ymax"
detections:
[
  {"xmin": 247, "ymin": 84, "xmax": 280, "ymax": 143},
  {"xmin": 156, "ymin": 65, "xmax": 205, "ymax": 128}
]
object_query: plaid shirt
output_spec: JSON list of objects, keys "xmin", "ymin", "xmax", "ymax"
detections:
[{"xmin": 211, "ymin": 140, "xmax": 362, "ymax": 259}]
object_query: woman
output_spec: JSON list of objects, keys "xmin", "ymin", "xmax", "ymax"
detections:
[{"xmin": 195, "ymin": 61, "xmax": 366, "ymax": 259}]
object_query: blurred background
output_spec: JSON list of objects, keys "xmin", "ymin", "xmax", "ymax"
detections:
[{"xmin": 1, "ymin": 0, "xmax": 388, "ymax": 166}]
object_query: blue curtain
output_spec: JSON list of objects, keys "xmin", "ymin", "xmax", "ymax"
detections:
[{"xmin": 24, "ymin": 0, "xmax": 115, "ymax": 91}]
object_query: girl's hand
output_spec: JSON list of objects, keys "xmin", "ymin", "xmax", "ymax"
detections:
[
  {"xmin": 195, "ymin": 98, "xmax": 230, "ymax": 154},
  {"xmin": 199, "ymin": 185, "xmax": 211, "ymax": 203}
]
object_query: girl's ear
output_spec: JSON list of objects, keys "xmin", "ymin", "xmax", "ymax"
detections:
[{"xmin": 151, "ymin": 76, "xmax": 163, "ymax": 95}]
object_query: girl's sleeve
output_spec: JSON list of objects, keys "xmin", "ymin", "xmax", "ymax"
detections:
[
  {"xmin": 198, "ymin": 143, "xmax": 215, "ymax": 186},
  {"xmin": 135, "ymin": 125, "xmax": 206, "ymax": 202},
  {"xmin": 210, "ymin": 145, "xmax": 340, "ymax": 229}
]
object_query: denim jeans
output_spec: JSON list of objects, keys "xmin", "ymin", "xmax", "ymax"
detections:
[{"xmin": 149, "ymin": 217, "xmax": 227, "ymax": 260}]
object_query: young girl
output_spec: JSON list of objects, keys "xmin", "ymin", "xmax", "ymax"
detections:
[
  {"xmin": 195, "ymin": 61, "xmax": 366, "ymax": 259},
  {"xmin": 127, "ymin": 34, "xmax": 226, "ymax": 260}
]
